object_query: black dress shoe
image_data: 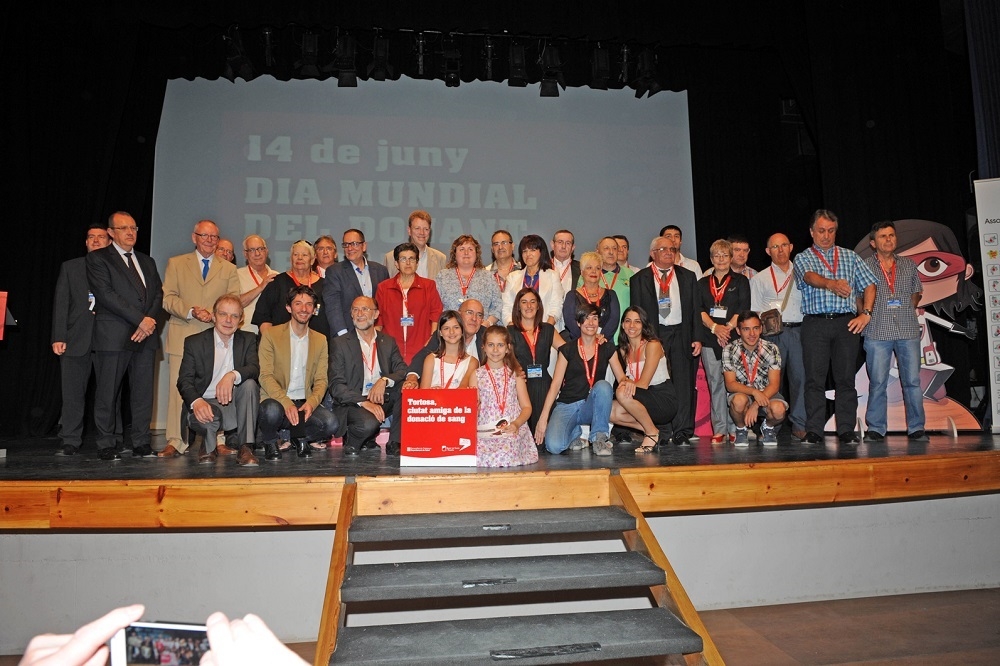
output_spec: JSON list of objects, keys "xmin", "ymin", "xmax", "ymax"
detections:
[
  {"xmin": 359, "ymin": 439, "xmax": 380, "ymax": 452},
  {"xmin": 264, "ymin": 442, "xmax": 282, "ymax": 461},
  {"xmin": 99, "ymin": 447, "xmax": 122, "ymax": 461},
  {"xmin": 864, "ymin": 431, "xmax": 885, "ymax": 442},
  {"xmin": 670, "ymin": 434, "xmax": 691, "ymax": 447},
  {"xmin": 295, "ymin": 439, "xmax": 313, "ymax": 458},
  {"xmin": 838, "ymin": 431, "xmax": 860, "ymax": 444},
  {"xmin": 907, "ymin": 430, "xmax": 929, "ymax": 442},
  {"xmin": 132, "ymin": 444, "xmax": 156, "ymax": 458},
  {"xmin": 804, "ymin": 432, "xmax": 824, "ymax": 444},
  {"xmin": 55, "ymin": 445, "xmax": 79, "ymax": 457},
  {"xmin": 342, "ymin": 442, "xmax": 360, "ymax": 456},
  {"xmin": 385, "ymin": 441, "xmax": 401, "ymax": 457}
]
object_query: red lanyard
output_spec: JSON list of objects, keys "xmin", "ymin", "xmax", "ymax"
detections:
[
  {"xmin": 362, "ymin": 338, "xmax": 377, "ymax": 379},
  {"xmin": 630, "ymin": 341, "xmax": 646, "ymax": 380},
  {"xmin": 397, "ymin": 277, "xmax": 410, "ymax": 314},
  {"xmin": 290, "ymin": 271, "xmax": 315, "ymax": 287},
  {"xmin": 810, "ymin": 246, "xmax": 839, "ymax": 277},
  {"xmin": 741, "ymin": 347, "xmax": 760, "ymax": 385},
  {"xmin": 878, "ymin": 259, "xmax": 897, "ymax": 294},
  {"xmin": 249, "ymin": 267, "xmax": 263, "ymax": 287},
  {"xmin": 456, "ymin": 269, "xmax": 474, "ymax": 296},
  {"xmin": 656, "ymin": 268, "xmax": 674, "ymax": 295},
  {"xmin": 439, "ymin": 356, "xmax": 461, "ymax": 388},
  {"xmin": 709, "ymin": 274, "xmax": 731, "ymax": 306},
  {"xmin": 578, "ymin": 339, "xmax": 599, "ymax": 389},
  {"xmin": 578, "ymin": 286, "xmax": 601, "ymax": 305},
  {"xmin": 557, "ymin": 261, "xmax": 572, "ymax": 282},
  {"xmin": 493, "ymin": 271, "xmax": 506, "ymax": 292},
  {"xmin": 486, "ymin": 365, "xmax": 510, "ymax": 415},
  {"xmin": 600, "ymin": 269, "xmax": 618, "ymax": 291},
  {"xmin": 521, "ymin": 326, "xmax": 539, "ymax": 363},
  {"xmin": 769, "ymin": 266, "xmax": 792, "ymax": 295}
]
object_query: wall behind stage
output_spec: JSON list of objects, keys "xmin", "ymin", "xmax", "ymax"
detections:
[
  {"xmin": 1, "ymin": 495, "xmax": 997, "ymax": 654},
  {"xmin": 151, "ymin": 77, "xmax": 696, "ymax": 270}
]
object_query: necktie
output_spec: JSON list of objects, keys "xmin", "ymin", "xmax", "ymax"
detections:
[
  {"xmin": 202, "ymin": 258, "xmax": 210, "ymax": 280},
  {"xmin": 125, "ymin": 252, "xmax": 146, "ymax": 294}
]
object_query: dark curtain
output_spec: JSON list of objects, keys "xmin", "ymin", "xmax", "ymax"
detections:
[
  {"xmin": 0, "ymin": 1, "xmax": 987, "ymax": 437},
  {"xmin": 965, "ymin": 0, "xmax": 1000, "ymax": 179}
]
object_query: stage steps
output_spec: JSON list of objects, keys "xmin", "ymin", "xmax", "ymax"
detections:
[{"xmin": 315, "ymin": 479, "xmax": 718, "ymax": 665}]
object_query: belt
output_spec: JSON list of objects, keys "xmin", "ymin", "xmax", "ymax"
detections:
[
  {"xmin": 782, "ymin": 322, "xmax": 802, "ymax": 328},
  {"xmin": 804, "ymin": 313, "xmax": 851, "ymax": 319}
]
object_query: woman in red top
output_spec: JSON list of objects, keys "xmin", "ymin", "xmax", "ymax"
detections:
[{"xmin": 375, "ymin": 242, "xmax": 444, "ymax": 364}]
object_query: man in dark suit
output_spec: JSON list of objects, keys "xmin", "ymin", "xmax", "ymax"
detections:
[
  {"xmin": 329, "ymin": 296, "xmax": 408, "ymax": 456},
  {"xmin": 177, "ymin": 294, "xmax": 260, "ymax": 465},
  {"xmin": 324, "ymin": 228, "xmax": 389, "ymax": 338},
  {"xmin": 630, "ymin": 236, "xmax": 702, "ymax": 445},
  {"xmin": 51, "ymin": 223, "xmax": 112, "ymax": 456},
  {"xmin": 86, "ymin": 211, "xmax": 163, "ymax": 460},
  {"xmin": 550, "ymin": 230, "xmax": 580, "ymax": 299},
  {"xmin": 403, "ymin": 298, "xmax": 487, "ymax": 387}
]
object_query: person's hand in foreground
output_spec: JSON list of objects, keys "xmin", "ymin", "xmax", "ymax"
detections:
[
  {"xmin": 200, "ymin": 612, "xmax": 307, "ymax": 666},
  {"xmin": 19, "ymin": 603, "xmax": 144, "ymax": 666}
]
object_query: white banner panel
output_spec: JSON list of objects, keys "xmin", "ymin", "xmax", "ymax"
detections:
[{"xmin": 974, "ymin": 177, "xmax": 1000, "ymax": 432}]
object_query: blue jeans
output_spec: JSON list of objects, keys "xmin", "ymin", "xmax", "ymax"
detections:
[
  {"xmin": 766, "ymin": 326, "xmax": 806, "ymax": 431},
  {"xmin": 863, "ymin": 336, "xmax": 924, "ymax": 435},
  {"xmin": 544, "ymin": 380, "xmax": 613, "ymax": 454}
]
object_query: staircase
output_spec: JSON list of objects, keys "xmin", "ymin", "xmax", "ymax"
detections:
[{"xmin": 314, "ymin": 474, "xmax": 721, "ymax": 665}]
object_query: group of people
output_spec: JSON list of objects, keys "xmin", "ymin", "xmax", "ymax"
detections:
[{"xmin": 51, "ymin": 207, "xmax": 931, "ymax": 469}]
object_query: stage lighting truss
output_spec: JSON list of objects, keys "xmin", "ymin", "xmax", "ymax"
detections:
[
  {"xmin": 539, "ymin": 45, "xmax": 565, "ymax": 97},
  {"xmin": 632, "ymin": 49, "xmax": 662, "ymax": 98},
  {"xmin": 222, "ymin": 25, "xmax": 255, "ymax": 82}
]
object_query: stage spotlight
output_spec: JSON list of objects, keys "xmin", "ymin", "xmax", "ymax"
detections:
[
  {"xmin": 539, "ymin": 46, "xmax": 565, "ymax": 98},
  {"xmin": 368, "ymin": 35, "xmax": 394, "ymax": 81},
  {"xmin": 336, "ymin": 35, "xmax": 357, "ymax": 87},
  {"xmin": 442, "ymin": 48, "xmax": 461, "ymax": 87},
  {"xmin": 508, "ymin": 43, "xmax": 527, "ymax": 87},
  {"xmin": 222, "ymin": 26, "xmax": 255, "ymax": 82},
  {"xmin": 591, "ymin": 46, "xmax": 610, "ymax": 90},
  {"xmin": 632, "ymin": 49, "xmax": 662, "ymax": 98},
  {"xmin": 295, "ymin": 32, "xmax": 321, "ymax": 78}
]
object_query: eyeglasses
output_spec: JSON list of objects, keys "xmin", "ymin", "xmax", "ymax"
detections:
[
  {"xmin": 768, "ymin": 243, "xmax": 791, "ymax": 251},
  {"xmin": 651, "ymin": 247, "xmax": 673, "ymax": 254},
  {"xmin": 350, "ymin": 306, "xmax": 374, "ymax": 314},
  {"xmin": 244, "ymin": 246, "xmax": 267, "ymax": 254},
  {"xmin": 463, "ymin": 309, "xmax": 485, "ymax": 320},
  {"xmin": 711, "ymin": 253, "xmax": 731, "ymax": 259},
  {"xmin": 491, "ymin": 240, "xmax": 512, "ymax": 247},
  {"xmin": 315, "ymin": 245, "xmax": 335, "ymax": 252},
  {"xmin": 397, "ymin": 256, "xmax": 417, "ymax": 264},
  {"xmin": 342, "ymin": 241, "xmax": 364, "ymax": 249},
  {"xmin": 194, "ymin": 233, "xmax": 220, "ymax": 241},
  {"xmin": 111, "ymin": 226, "xmax": 138, "ymax": 232}
]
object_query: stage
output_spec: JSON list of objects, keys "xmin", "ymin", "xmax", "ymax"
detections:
[{"xmin": 2, "ymin": 430, "xmax": 998, "ymax": 529}]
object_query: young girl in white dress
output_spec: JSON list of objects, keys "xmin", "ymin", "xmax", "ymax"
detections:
[
  {"xmin": 420, "ymin": 310, "xmax": 478, "ymax": 389},
  {"xmin": 472, "ymin": 326, "xmax": 537, "ymax": 467}
]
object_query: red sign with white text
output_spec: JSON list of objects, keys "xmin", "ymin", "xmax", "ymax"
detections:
[{"xmin": 400, "ymin": 388, "xmax": 478, "ymax": 466}]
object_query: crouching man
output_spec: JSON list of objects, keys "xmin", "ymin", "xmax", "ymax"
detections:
[
  {"xmin": 722, "ymin": 310, "xmax": 787, "ymax": 446},
  {"xmin": 177, "ymin": 294, "xmax": 260, "ymax": 465}
]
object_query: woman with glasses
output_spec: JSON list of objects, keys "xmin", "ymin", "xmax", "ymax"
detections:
[
  {"xmin": 252, "ymin": 240, "xmax": 330, "ymax": 339},
  {"xmin": 508, "ymin": 287, "xmax": 565, "ymax": 434},
  {"xmin": 435, "ymin": 234, "xmax": 503, "ymax": 326},
  {"xmin": 698, "ymin": 239, "xmax": 751, "ymax": 443},
  {"xmin": 485, "ymin": 230, "xmax": 520, "ymax": 292},
  {"xmin": 374, "ymin": 242, "xmax": 444, "ymax": 364},
  {"xmin": 501, "ymin": 234, "xmax": 565, "ymax": 330},
  {"xmin": 561, "ymin": 251, "xmax": 620, "ymax": 342}
]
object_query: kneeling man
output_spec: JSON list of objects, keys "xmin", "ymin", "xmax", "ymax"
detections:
[
  {"xmin": 258, "ymin": 286, "xmax": 338, "ymax": 460},
  {"xmin": 722, "ymin": 310, "xmax": 787, "ymax": 446},
  {"xmin": 177, "ymin": 294, "xmax": 260, "ymax": 464},
  {"xmin": 329, "ymin": 296, "xmax": 408, "ymax": 457}
]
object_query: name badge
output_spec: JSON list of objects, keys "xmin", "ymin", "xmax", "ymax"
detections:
[
  {"xmin": 710, "ymin": 306, "xmax": 728, "ymax": 319},
  {"xmin": 526, "ymin": 363, "xmax": 543, "ymax": 379},
  {"xmin": 88, "ymin": 292, "xmax": 96, "ymax": 312},
  {"xmin": 771, "ymin": 300, "xmax": 783, "ymax": 311},
  {"xmin": 313, "ymin": 303, "xmax": 321, "ymax": 316},
  {"xmin": 658, "ymin": 296, "xmax": 671, "ymax": 317},
  {"xmin": 400, "ymin": 315, "xmax": 414, "ymax": 327},
  {"xmin": 364, "ymin": 381, "xmax": 374, "ymax": 393},
  {"xmin": 887, "ymin": 299, "xmax": 902, "ymax": 309}
]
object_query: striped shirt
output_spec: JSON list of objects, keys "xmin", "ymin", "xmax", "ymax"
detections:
[
  {"xmin": 793, "ymin": 245, "xmax": 877, "ymax": 315},
  {"xmin": 722, "ymin": 339, "xmax": 782, "ymax": 391}
]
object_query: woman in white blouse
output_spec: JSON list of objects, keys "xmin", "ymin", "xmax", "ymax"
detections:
[{"xmin": 501, "ymin": 234, "xmax": 565, "ymax": 330}]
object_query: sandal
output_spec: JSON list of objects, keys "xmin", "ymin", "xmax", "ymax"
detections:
[{"xmin": 634, "ymin": 433, "xmax": 660, "ymax": 453}]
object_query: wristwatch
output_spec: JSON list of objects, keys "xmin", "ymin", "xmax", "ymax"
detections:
[{"xmin": 861, "ymin": 308, "xmax": 873, "ymax": 316}]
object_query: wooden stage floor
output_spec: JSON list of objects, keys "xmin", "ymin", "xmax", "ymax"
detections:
[{"xmin": 2, "ymin": 429, "xmax": 998, "ymax": 530}]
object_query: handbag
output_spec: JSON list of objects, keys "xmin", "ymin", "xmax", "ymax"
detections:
[{"xmin": 759, "ymin": 277, "xmax": 793, "ymax": 336}]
